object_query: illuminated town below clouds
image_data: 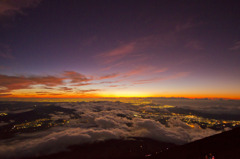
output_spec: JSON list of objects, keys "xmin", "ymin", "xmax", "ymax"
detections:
[
  {"xmin": 2, "ymin": 104, "xmax": 239, "ymax": 133},
  {"xmin": 1, "ymin": 98, "xmax": 240, "ymax": 140}
]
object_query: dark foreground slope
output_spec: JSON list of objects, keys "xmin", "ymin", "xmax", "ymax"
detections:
[
  {"xmin": 155, "ymin": 127, "xmax": 240, "ymax": 159},
  {"xmin": 26, "ymin": 127, "xmax": 240, "ymax": 159},
  {"xmin": 26, "ymin": 137, "xmax": 175, "ymax": 159}
]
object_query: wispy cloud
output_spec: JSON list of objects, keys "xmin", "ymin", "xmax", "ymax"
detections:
[
  {"xmin": 98, "ymin": 65, "xmax": 169, "ymax": 88},
  {"xmin": 185, "ymin": 40, "xmax": 203, "ymax": 50},
  {"xmin": 0, "ymin": 93, "xmax": 12, "ymax": 96},
  {"xmin": 0, "ymin": 74, "xmax": 65, "ymax": 92},
  {"xmin": 230, "ymin": 41, "xmax": 240, "ymax": 51},
  {"xmin": 100, "ymin": 54, "xmax": 149, "ymax": 72},
  {"xmin": 63, "ymin": 71, "xmax": 92, "ymax": 83},
  {"xmin": 0, "ymin": 0, "xmax": 42, "ymax": 18},
  {"xmin": 0, "ymin": 52, "xmax": 14, "ymax": 59},
  {"xmin": 0, "ymin": 69, "xmax": 187, "ymax": 97},
  {"xmin": 29, "ymin": 76, "xmax": 65, "ymax": 86},
  {"xmin": 123, "ymin": 66, "xmax": 168, "ymax": 78},
  {"xmin": 35, "ymin": 91, "xmax": 49, "ymax": 94},
  {"xmin": 0, "ymin": 87, "xmax": 9, "ymax": 93},
  {"xmin": 59, "ymin": 87, "xmax": 73, "ymax": 92},
  {"xmin": 78, "ymin": 89, "xmax": 100, "ymax": 94},
  {"xmin": 0, "ymin": 44, "xmax": 14, "ymax": 59},
  {"xmin": 71, "ymin": 83, "xmax": 93, "ymax": 87},
  {"xmin": 98, "ymin": 73, "xmax": 120, "ymax": 80},
  {"xmin": 0, "ymin": 72, "xmax": 103, "ymax": 96},
  {"xmin": 154, "ymin": 68, "xmax": 168, "ymax": 73},
  {"xmin": 97, "ymin": 42, "xmax": 136, "ymax": 64},
  {"xmin": 133, "ymin": 72, "xmax": 189, "ymax": 84},
  {"xmin": 0, "ymin": 65, "xmax": 9, "ymax": 70},
  {"xmin": 100, "ymin": 61, "xmax": 126, "ymax": 71},
  {"xmin": 175, "ymin": 21, "xmax": 197, "ymax": 32},
  {"xmin": 48, "ymin": 93, "xmax": 62, "ymax": 96},
  {"xmin": 123, "ymin": 66, "xmax": 150, "ymax": 77},
  {"xmin": 108, "ymin": 85, "xmax": 120, "ymax": 87}
]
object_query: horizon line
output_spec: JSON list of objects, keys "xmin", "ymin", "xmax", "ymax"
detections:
[{"xmin": 0, "ymin": 96, "xmax": 239, "ymax": 100}]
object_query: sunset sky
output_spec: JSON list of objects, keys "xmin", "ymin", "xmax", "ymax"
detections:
[{"xmin": 0, "ymin": 0, "xmax": 240, "ymax": 99}]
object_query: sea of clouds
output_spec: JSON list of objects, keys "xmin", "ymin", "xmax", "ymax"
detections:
[
  {"xmin": 0, "ymin": 101, "xmax": 223, "ymax": 158},
  {"xmin": 150, "ymin": 98, "xmax": 240, "ymax": 114}
]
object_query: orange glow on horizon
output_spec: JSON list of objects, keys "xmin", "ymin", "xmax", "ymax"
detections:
[{"xmin": 1, "ymin": 92, "xmax": 240, "ymax": 100}]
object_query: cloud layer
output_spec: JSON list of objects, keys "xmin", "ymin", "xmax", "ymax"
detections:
[{"xmin": 0, "ymin": 102, "xmax": 220, "ymax": 158}]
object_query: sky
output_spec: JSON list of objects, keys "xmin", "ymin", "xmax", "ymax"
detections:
[{"xmin": 0, "ymin": 0, "xmax": 240, "ymax": 99}]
